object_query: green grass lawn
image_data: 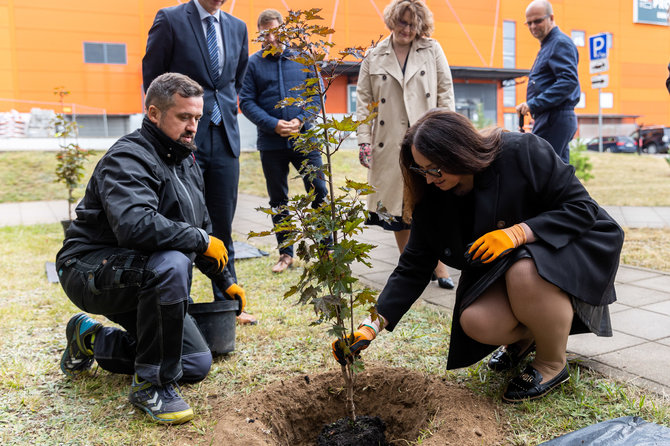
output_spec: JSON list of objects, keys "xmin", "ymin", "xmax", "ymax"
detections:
[
  {"xmin": 0, "ymin": 224, "xmax": 668, "ymax": 445},
  {"xmin": 3, "ymin": 149, "xmax": 668, "ymax": 206},
  {"xmin": 1, "ymin": 148, "xmax": 669, "ymax": 443},
  {"xmin": 585, "ymin": 152, "xmax": 670, "ymax": 206}
]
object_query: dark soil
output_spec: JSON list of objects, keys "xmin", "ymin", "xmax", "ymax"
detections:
[
  {"xmin": 317, "ymin": 415, "xmax": 387, "ymax": 446},
  {"xmin": 173, "ymin": 365, "xmax": 507, "ymax": 445}
]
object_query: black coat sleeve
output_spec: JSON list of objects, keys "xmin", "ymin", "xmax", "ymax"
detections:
[
  {"xmin": 517, "ymin": 133, "xmax": 599, "ymax": 249},
  {"xmin": 234, "ymin": 23, "xmax": 249, "ymax": 94},
  {"xmin": 375, "ymin": 203, "xmax": 441, "ymax": 331}
]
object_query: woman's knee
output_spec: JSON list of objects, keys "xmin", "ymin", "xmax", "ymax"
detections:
[
  {"xmin": 460, "ymin": 283, "xmax": 520, "ymax": 343},
  {"xmin": 460, "ymin": 306, "xmax": 498, "ymax": 342}
]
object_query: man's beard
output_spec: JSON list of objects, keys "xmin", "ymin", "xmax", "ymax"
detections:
[{"xmin": 179, "ymin": 133, "xmax": 197, "ymax": 151}]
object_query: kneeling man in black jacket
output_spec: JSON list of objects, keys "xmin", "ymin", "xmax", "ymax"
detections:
[{"xmin": 56, "ymin": 73, "xmax": 243, "ymax": 425}]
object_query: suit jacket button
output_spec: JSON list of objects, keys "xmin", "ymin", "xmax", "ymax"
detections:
[
  {"xmin": 421, "ymin": 70, "xmax": 426, "ymax": 75},
  {"xmin": 381, "ymin": 98, "xmax": 386, "ymax": 103},
  {"xmin": 379, "ymin": 142, "xmax": 384, "ymax": 147},
  {"xmin": 425, "ymin": 92, "xmax": 430, "ymax": 98},
  {"xmin": 497, "ymin": 220, "xmax": 505, "ymax": 228},
  {"xmin": 380, "ymin": 120, "xmax": 385, "ymax": 125},
  {"xmin": 443, "ymin": 248, "xmax": 451, "ymax": 256},
  {"xmin": 382, "ymin": 75, "xmax": 387, "ymax": 80}
]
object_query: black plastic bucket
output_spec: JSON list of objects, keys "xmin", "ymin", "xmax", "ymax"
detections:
[{"xmin": 188, "ymin": 300, "xmax": 238, "ymax": 355}]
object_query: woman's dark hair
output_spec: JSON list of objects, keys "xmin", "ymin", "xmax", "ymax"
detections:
[{"xmin": 400, "ymin": 109, "xmax": 504, "ymax": 220}]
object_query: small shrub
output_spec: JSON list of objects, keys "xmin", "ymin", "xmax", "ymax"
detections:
[
  {"xmin": 52, "ymin": 87, "xmax": 90, "ymax": 221},
  {"xmin": 569, "ymin": 138, "xmax": 594, "ymax": 182}
]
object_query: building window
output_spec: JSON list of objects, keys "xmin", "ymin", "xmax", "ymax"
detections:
[
  {"xmin": 502, "ymin": 21, "xmax": 516, "ymax": 68},
  {"xmin": 600, "ymin": 92, "xmax": 613, "ymax": 109},
  {"xmin": 347, "ymin": 84, "xmax": 357, "ymax": 114},
  {"xmin": 571, "ymin": 30, "xmax": 585, "ymax": 47},
  {"xmin": 503, "ymin": 81, "xmax": 516, "ymax": 108},
  {"xmin": 84, "ymin": 42, "xmax": 127, "ymax": 64},
  {"xmin": 503, "ymin": 113, "xmax": 518, "ymax": 131}
]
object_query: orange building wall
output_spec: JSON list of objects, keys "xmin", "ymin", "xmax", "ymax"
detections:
[{"xmin": 0, "ymin": 1, "xmax": 668, "ymax": 125}]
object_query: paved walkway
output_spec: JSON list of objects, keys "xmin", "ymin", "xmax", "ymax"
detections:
[{"xmin": 3, "ymin": 195, "xmax": 670, "ymax": 397}]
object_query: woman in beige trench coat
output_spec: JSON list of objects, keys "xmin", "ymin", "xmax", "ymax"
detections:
[{"xmin": 357, "ymin": 0, "xmax": 456, "ymax": 288}]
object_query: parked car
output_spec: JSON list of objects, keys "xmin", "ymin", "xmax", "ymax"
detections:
[
  {"xmin": 586, "ymin": 136, "xmax": 638, "ymax": 153},
  {"xmin": 629, "ymin": 126, "xmax": 670, "ymax": 154}
]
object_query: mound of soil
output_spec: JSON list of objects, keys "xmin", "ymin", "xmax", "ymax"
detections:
[{"xmin": 175, "ymin": 365, "xmax": 506, "ymax": 445}]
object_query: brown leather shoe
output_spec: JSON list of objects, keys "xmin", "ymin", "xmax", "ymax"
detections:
[
  {"xmin": 271, "ymin": 254, "xmax": 293, "ymax": 273},
  {"xmin": 236, "ymin": 311, "xmax": 258, "ymax": 325}
]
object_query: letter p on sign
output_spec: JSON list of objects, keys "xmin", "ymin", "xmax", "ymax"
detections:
[{"xmin": 589, "ymin": 33, "xmax": 608, "ymax": 60}]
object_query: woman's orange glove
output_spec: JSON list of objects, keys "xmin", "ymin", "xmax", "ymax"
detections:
[
  {"xmin": 202, "ymin": 235, "xmax": 228, "ymax": 274},
  {"xmin": 331, "ymin": 325, "xmax": 376, "ymax": 366},
  {"xmin": 465, "ymin": 224, "xmax": 527, "ymax": 264}
]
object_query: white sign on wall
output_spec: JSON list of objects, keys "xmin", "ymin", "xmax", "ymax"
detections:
[
  {"xmin": 590, "ymin": 59, "xmax": 609, "ymax": 74},
  {"xmin": 591, "ymin": 74, "xmax": 610, "ymax": 89},
  {"xmin": 633, "ymin": 0, "xmax": 670, "ymax": 26}
]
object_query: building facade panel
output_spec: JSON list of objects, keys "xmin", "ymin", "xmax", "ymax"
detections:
[{"xmin": 0, "ymin": 0, "xmax": 666, "ymax": 132}]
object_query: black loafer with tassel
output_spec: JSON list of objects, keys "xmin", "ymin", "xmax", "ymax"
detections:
[{"xmin": 502, "ymin": 364, "xmax": 570, "ymax": 402}]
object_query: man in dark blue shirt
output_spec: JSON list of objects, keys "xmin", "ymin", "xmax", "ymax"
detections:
[
  {"xmin": 516, "ymin": 0, "xmax": 580, "ymax": 164},
  {"xmin": 239, "ymin": 9, "xmax": 328, "ymax": 273}
]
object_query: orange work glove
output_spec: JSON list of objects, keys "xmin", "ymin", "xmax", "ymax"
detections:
[
  {"xmin": 202, "ymin": 236, "xmax": 228, "ymax": 274},
  {"xmin": 225, "ymin": 283, "xmax": 246, "ymax": 315},
  {"xmin": 331, "ymin": 325, "xmax": 376, "ymax": 366},
  {"xmin": 465, "ymin": 224, "xmax": 527, "ymax": 264}
]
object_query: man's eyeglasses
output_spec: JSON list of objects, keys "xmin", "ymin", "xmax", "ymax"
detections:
[
  {"xmin": 525, "ymin": 15, "xmax": 549, "ymax": 26},
  {"xmin": 397, "ymin": 19, "xmax": 416, "ymax": 31},
  {"xmin": 410, "ymin": 165, "xmax": 442, "ymax": 178}
]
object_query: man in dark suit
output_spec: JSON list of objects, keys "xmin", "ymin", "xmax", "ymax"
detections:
[{"xmin": 143, "ymin": 0, "xmax": 255, "ymax": 323}]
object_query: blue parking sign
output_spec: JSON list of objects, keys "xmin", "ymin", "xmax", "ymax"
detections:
[{"xmin": 589, "ymin": 33, "xmax": 608, "ymax": 60}]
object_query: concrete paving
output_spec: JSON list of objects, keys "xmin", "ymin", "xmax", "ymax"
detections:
[{"xmin": 3, "ymin": 194, "xmax": 670, "ymax": 397}]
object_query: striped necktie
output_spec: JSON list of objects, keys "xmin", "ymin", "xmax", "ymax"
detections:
[{"xmin": 205, "ymin": 15, "xmax": 222, "ymax": 125}]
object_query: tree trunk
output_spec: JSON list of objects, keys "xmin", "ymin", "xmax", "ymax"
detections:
[{"xmin": 340, "ymin": 363, "xmax": 356, "ymax": 420}]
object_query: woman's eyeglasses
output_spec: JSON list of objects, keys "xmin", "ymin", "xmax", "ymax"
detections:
[
  {"xmin": 397, "ymin": 19, "xmax": 416, "ymax": 31},
  {"xmin": 410, "ymin": 165, "xmax": 442, "ymax": 178},
  {"xmin": 525, "ymin": 15, "xmax": 549, "ymax": 26}
]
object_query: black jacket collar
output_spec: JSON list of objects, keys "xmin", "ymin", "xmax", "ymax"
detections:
[{"xmin": 140, "ymin": 116, "xmax": 195, "ymax": 164}]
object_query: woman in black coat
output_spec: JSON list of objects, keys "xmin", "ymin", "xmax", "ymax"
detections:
[{"xmin": 332, "ymin": 109, "xmax": 624, "ymax": 402}]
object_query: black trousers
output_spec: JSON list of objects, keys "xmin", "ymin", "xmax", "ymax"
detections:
[
  {"xmin": 532, "ymin": 108, "xmax": 577, "ymax": 164},
  {"xmin": 196, "ymin": 123, "xmax": 240, "ymax": 300},
  {"xmin": 57, "ymin": 249, "xmax": 212, "ymax": 386},
  {"xmin": 260, "ymin": 148, "xmax": 328, "ymax": 257}
]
